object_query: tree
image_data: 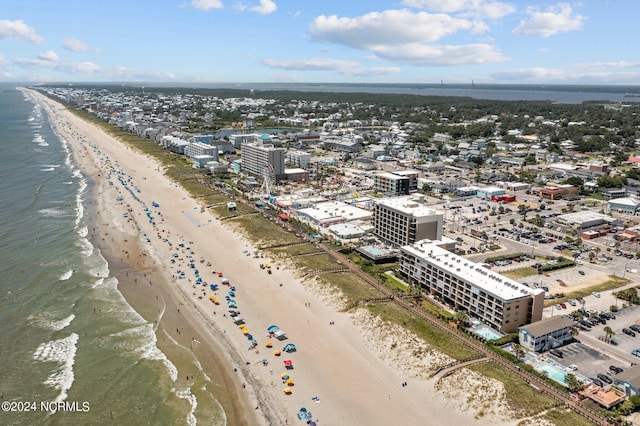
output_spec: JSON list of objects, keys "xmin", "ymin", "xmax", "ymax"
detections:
[
  {"xmin": 512, "ymin": 344, "xmax": 526, "ymax": 360},
  {"xmin": 603, "ymin": 326, "xmax": 615, "ymax": 343},
  {"xmin": 454, "ymin": 311, "xmax": 469, "ymax": 327},
  {"xmin": 564, "ymin": 372, "xmax": 584, "ymax": 392}
]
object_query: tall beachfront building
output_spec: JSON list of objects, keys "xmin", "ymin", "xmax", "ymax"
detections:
[
  {"xmin": 399, "ymin": 240, "xmax": 544, "ymax": 333},
  {"xmin": 372, "ymin": 196, "xmax": 443, "ymax": 247},
  {"xmin": 240, "ymin": 140, "xmax": 286, "ymax": 181}
]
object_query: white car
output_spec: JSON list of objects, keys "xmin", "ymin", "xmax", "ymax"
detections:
[{"xmin": 592, "ymin": 291, "xmax": 601, "ymax": 298}]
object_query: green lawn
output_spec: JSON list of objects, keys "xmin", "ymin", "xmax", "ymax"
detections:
[{"xmin": 468, "ymin": 362, "xmax": 559, "ymax": 418}]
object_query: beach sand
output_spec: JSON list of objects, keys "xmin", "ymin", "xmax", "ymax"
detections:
[{"xmin": 32, "ymin": 89, "xmax": 517, "ymax": 426}]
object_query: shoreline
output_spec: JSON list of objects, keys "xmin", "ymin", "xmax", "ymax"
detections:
[
  {"xmin": 36, "ymin": 92, "xmax": 263, "ymax": 425},
  {"xmin": 31, "ymin": 88, "xmax": 514, "ymax": 426}
]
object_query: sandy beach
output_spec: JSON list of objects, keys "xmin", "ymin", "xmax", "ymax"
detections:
[{"xmin": 32, "ymin": 89, "xmax": 518, "ymax": 426}]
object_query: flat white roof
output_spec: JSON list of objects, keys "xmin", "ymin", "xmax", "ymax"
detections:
[
  {"xmin": 375, "ymin": 196, "xmax": 442, "ymax": 218},
  {"xmin": 297, "ymin": 200, "xmax": 371, "ymax": 222},
  {"xmin": 402, "ymin": 240, "xmax": 540, "ymax": 301}
]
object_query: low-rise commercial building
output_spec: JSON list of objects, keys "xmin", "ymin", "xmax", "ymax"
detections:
[{"xmin": 518, "ymin": 316, "xmax": 575, "ymax": 352}]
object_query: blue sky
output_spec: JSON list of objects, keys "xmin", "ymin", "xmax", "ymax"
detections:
[{"xmin": 0, "ymin": 0, "xmax": 638, "ymax": 84}]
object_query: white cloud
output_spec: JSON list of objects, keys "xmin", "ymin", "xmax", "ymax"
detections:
[
  {"xmin": 573, "ymin": 61, "xmax": 640, "ymax": 69},
  {"xmin": 491, "ymin": 67, "xmax": 566, "ymax": 81},
  {"xmin": 375, "ymin": 43, "xmax": 507, "ymax": 65},
  {"xmin": 249, "ymin": 0, "xmax": 277, "ymax": 15},
  {"xmin": 401, "ymin": 0, "xmax": 515, "ymax": 20},
  {"xmin": 0, "ymin": 53, "xmax": 7, "ymax": 67},
  {"xmin": 262, "ymin": 57, "xmax": 360, "ymax": 71},
  {"xmin": 192, "ymin": 0, "xmax": 223, "ymax": 11},
  {"xmin": 308, "ymin": 9, "xmax": 506, "ymax": 67},
  {"xmin": 310, "ymin": 9, "xmax": 473, "ymax": 48},
  {"xmin": 491, "ymin": 66, "xmax": 640, "ymax": 84},
  {"xmin": 13, "ymin": 55, "xmax": 174, "ymax": 81},
  {"xmin": 38, "ymin": 50, "xmax": 59, "ymax": 62},
  {"xmin": 63, "ymin": 38, "xmax": 98, "ymax": 52},
  {"xmin": 0, "ymin": 19, "xmax": 44, "ymax": 44},
  {"xmin": 262, "ymin": 57, "xmax": 400, "ymax": 77},
  {"xmin": 513, "ymin": 3, "xmax": 584, "ymax": 38}
]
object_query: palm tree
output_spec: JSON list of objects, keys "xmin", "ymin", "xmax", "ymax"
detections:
[
  {"xmin": 570, "ymin": 326, "xmax": 580, "ymax": 339},
  {"xmin": 603, "ymin": 326, "xmax": 615, "ymax": 343},
  {"xmin": 454, "ymin": 311, "xmax": 469, "ymax": 328},
  {"xmin": 512, "ymin": 344, "xmax": 526, "ymax": 360}
]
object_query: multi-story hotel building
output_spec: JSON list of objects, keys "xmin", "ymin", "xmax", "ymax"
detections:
[
  {"xmin": 241, "ymin": 141, "xmax": 286, "ymax": 181},
  {"xmin": 372, "ymin": 196, "xmax": 443, "ymax": 247},
  {"xmin": 399, "ymin": 240, "xmax": 544, "ymax": 333},
  {"xmin": 373, "ymin": 172, "xmax": 410, "ymax": 195}
]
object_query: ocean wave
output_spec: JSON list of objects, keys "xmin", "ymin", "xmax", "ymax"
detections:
[
  {"xmin": 33, "ymin": 333, "xmax": 79, "ymax": 402},
  {"xmin": 84, "ymin": 248, "xmax": 109, "ymax": 278},
  {"xmin": 29, "ymin": 312, "xmax": 76, "ymax": 331},
  {"xmin": 39, "ymin": 207, "xmax": 71, "ymax": 217},
  {"xmin": 40, "ymin": 166, "xmax": 54, "ymax": 171},
  {"xmin": 59, "ymin": 269, "xmax": 74, "ymax": 280},
  {"xmin": 77, "ymin": 226, "xmax": 88, "ymax": 238},
  {"xmin": 175, "ymin": 387, "xmax": 198, "ymax": 426},
  {"xmin": 107, "ymin": 323, "xmax": 179, "ymax": 382}
]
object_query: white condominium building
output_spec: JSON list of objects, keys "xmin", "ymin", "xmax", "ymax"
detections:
[
  {"xmin": 241, "ymin": 141, "xmax": 286, "ymax": 180},
  {"xmin": 399, "ymin": 240, "xmax": 544, "ymax": 333}
]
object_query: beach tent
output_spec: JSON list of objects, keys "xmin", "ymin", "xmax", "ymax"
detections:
[
  {"xmin": 273, "ymin": 330, "xmax": 287, "ymax": 340},
  {"xmin": 267, "ymin": 325, "xmax": 279, "ymax": 333},
  {"xmin": 283, "ymin": 343, "xmax": 296, "ymax": 353}
]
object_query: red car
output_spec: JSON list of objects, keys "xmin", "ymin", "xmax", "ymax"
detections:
[{"xmin": 560, "ymin": 303, "xmax": 567, "ymax": 309}]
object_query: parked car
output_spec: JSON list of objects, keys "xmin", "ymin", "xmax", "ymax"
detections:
[
  {"xmin": 597, "ymin": 373, "xmax": 613, "ymax": 384},
  {"xmin": 578, "ymin": 270, "xmax": 585, "ymax": 275},
  {"xmin": 609, "ymin": 365, "xmax": 623, "ymax": 374},
  {"xmin": 567, "ymin": 299, "xmax": 576, "ymax": 306},
  {"xmin": 592, "ymin": 291, "xmax": 601, "ymax": 298},
  {"xmin": 623, "ymin": 328, "xmax": 636, "ymax": 337},
  {"xmin": 550, "ymin": 349, "xmax": 564, "ymax": 358},
  {"xmin": 590, "ymin": 378, "xmax": 604, "ymax": 387},
  {"xmin": 630, "ymin": 324, "xmax": 640, "ymax": 333}
]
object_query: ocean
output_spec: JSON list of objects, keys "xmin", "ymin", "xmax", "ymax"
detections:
[{"xmin": 0, "ymin": 85, "xmax": 222, "ymax": 425}]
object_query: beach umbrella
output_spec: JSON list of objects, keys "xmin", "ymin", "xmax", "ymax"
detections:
[
  {"xmin": 274, "ymin": 350, "xmax": 281, "ymax": 356},
  {"xmin": 281, "ymin": 373, "xmax": 289, "ymax": 379},
  {"xmin": 286, "ymin": 379, "xmax": 294, "ymax": 385},
  {"xmin": 246, "ymin": 334, "xmax": 253, "ymax": 340},
  {"xmin": 265, "ymin": 342, "xmax": 273, "ymax": 348},
  {"xmin": 243, "ymin": 329, "xmax": 250, "ymax": 335},
  {"xmin": 283, "ymin": 388, "xmax": 292, "ymax": 394}
]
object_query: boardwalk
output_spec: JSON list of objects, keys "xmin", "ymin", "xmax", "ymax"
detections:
[{"xmin": 318, "ymin": 243, "xmax": 610, "ymax": 426}]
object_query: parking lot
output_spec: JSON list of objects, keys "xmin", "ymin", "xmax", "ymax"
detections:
[{"xmin": 541, "ymin": 305, "xmax": 640, "ymax": 386}]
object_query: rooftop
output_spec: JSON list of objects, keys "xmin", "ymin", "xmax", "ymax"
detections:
[
  {"xmin": 402, "ymin": 240, "xmax": 541, "ymax": 301},
  {"xmin": 375, "ymin": 196, "xmax": 442, "ymax": 218},
  {"xmin": 519, "ymin": 315, "xmax": 574, "ymax": 337}
]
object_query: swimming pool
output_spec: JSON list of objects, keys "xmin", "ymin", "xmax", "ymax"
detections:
[
  {"xmin": 471, "ymin": 325, "xmax": 503, "ymax": 341},
  {"xmin": 361, "ymin": 246, "xmax": 382, "ymax": 256},
  {"xmin": 537, "ymin": 363, "xmax": 568, "ymax": 386}
]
